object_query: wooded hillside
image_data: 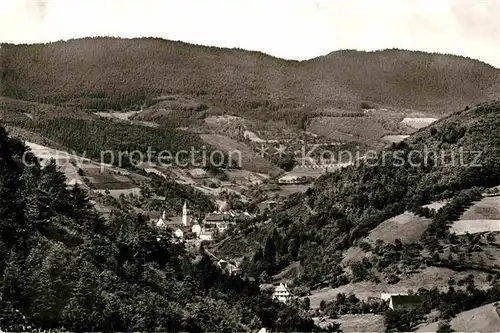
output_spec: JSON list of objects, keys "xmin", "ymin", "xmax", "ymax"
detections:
[{"xmin": 1, "ymin": 38, "xmax": 499, "ymax": 125}]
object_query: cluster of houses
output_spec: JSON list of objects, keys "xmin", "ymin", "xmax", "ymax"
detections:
[{"xmin": 153, "ymin": 201, "xmax": 255, "ymax": 242}]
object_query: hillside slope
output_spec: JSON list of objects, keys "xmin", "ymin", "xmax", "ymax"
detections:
[
  {"xmin": 0, "ymin": 126, "xmax": 319, "ymax": 332},
  {"xmin": 1, "ymin": 38, "xmax": 499, "ymax": 124},
  {"xmin": 416, "ymin": 303, "xmax": 500, "ymax": 332},
  {"xmin": 219, "ymin": 100, "xmax": 500, "ymax": 287}
]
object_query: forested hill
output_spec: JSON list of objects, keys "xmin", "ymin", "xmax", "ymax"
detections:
[
  {"xmin": 0, "ymin": 126, "xmax": 320, "ymax": 331},
  {"xmin": 1, "ymin": 38, "xmax": 499, "ymax": 123},
  {"xmin": 220, "ymin": 101, "xmax": 500, "ymax": 286}
]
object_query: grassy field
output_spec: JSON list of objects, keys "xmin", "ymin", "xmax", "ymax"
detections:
[
  {"xmin": 24, "ymin": 140, "xmax": 147, "ymax": 193},
  {"xmin": 306, "ymin": 267, "xmax": 489, "ymax": 308},
  {"xmin": 450, "ymin": 196, "xmax": 500, "ymax": 234},
  {"xmin": 336, "ymin": 314, "xmax": 385, "ymax": 332},
  {"xmin": 416, "ymin": 303, "xmax": 500, "ymax": 332},
  {"xmin": 401, "ymin": 117, "xmax": 438, "ymax": 129},
  {"xmin": 460, "ymin": 196, "xmax": 500, "ymax": 220},
  {"xmin": 270, "ymin": 184, "xmax": 311, "ymax": 197},
  {"xmin": 366, "ymin": 211, "xmax": 433, "ymax": 244},
  {"xmin": 308, "ymin": 112, "xmax": 415, "ymax": 148},
  {"xmin": 450, "ymin": 220, "xmax": 500, "ymax": 235},
  {"xmin": 200, "ymin": 134, "xmax": 280, "ymax": 175},
  {"xmin": 93, "ymin": 188, "xmax": 142, "ymax": 198},
  {"xmin": 314, "ymin": 314, "xmax": 385, "ymax": 332},
  {"xmin": 342, "ymin": 201, "xmax": 447, "ymax": 265},
  {"xmin": 381, "ymin": 134, "xmax": 410, "ymax": 143}
]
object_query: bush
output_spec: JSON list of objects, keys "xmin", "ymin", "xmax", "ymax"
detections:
[
  {"xmin": 437, "ymin": 321, "xmax": 454, "ymax": 333},
  {"xmin": 360, "ymin": 102, "xmax": 373, "ymax": 109}
]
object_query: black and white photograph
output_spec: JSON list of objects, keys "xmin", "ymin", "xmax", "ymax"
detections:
[{"xmin": 0, "ymin": 0, "xmax": 499, "ymax": 331}]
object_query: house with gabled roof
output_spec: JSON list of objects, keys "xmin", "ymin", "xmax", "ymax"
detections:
[
  {"xmin": 381, "ymin": 293, "xmax": 429, "ymax": 310},
  {"xmin": 272, "ymin": 283, "xmax": 292, "ymax": 303}
]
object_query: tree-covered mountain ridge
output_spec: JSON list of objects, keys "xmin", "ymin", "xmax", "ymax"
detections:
[
  {"xmin": 1, "ymin": 37, "xmax": 499, "ymax": 125},
  {"xmin": 218, "ymin": 100, "xmax": 500, "ymax": 287}
]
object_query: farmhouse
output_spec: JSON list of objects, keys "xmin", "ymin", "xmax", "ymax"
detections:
[
  {"xmin": 272, "ymin": 283, "xmax": 292, "ymax": 304},
  {"xmin": 381, "ymin": 293, "xmax": 429, "ymax": 310}
]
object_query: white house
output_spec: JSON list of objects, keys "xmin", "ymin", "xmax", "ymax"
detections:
[
  {"xmin": 272, "ymin": 283, "xmax": 292, "ymax": 303},
  {"xmin": 156, "ymin": 210, "xmax": 167, "ymax": 228},
  {"xmin": 174, "ymin": 228, "xmax": 184, "ymax": 240},
  {"xmin": 191, "ymin": 223, "xmax": 202, "ymax": 236}
]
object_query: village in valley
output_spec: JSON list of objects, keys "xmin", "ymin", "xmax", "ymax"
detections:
[
  {"xmin": 153, "ymin": 201, "xmax": 256, "ymax": 243},
  {"xmin": 2, "ymin": 1, "xmax": 500, "ymax": 330}
]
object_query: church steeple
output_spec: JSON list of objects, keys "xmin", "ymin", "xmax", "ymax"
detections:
[{"xmin": 182, "ymin": 201, "xmax": 189, "ymax": 226}]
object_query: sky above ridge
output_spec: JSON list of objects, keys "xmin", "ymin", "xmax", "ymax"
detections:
[{"xmin": 1, "ymin": 0, "xmax": 499, "ymax": 68}]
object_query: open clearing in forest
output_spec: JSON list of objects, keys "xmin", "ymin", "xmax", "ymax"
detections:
[
  {"xmin": 200, "ymin": 134, "xmax": 280, "ymax": 174},
  {"xmin": 450, "ymin": 220, "xmax": 500, "ymax": 235},
  {"xmin": 366, "ymin": 211, "xmax": 432, "ymax": 244},
  {"xmin": 314, "ymin": 314, "xmax": 385, "ymax": 332},
  {"xmin": 460, "ymin": 196, "xmax": 500, "ymax": 220},
  {"xmin": 25, "ymin": 141, "xmax": 145, "ymax": 191},
  {"xmin": 381, "ymin": 135, "xmax": 409, "ymax": 143},
  {"xmin": 400, "ymin": 117, "xmax": 438, "ymax": 129},
  {"xmin": 450, "ymin": 196, "xmax": 500, "ymax": 234},
  {"xmin": 416, "ymin": 303, "xmax": 500, "ymax": 332}
]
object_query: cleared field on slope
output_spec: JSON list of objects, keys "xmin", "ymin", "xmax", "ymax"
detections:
[
  {"xmin": 365, "ymin": 211, "xmax": 432, "ymax": 244},
  {"xmin": 337, "ymin": 314, "xmax": 385, "ymax": 332},
  {"xmin": 315, "ymin": 314, "xmax": 385, "ymax": 332},
  {"xmin": 200, "ymin": 134, "xmax": 280, "ymax": 175},
  {"xmin": 460, "ymin": 196, "xmax": 500, "ymax": 220},
  {"xmin": 401, "ymin": 117, "xmax": 438, "ymax": 129},
  {"xmin": 224, "ymin": 169, "xmax": 270, "ymax": 185},
  {"xmin": 93, "ymin": 188, "xmax": 142, "ymax": 198},
  {"xmin": 450, "ymin": 196, "xmax": 500, "ymax": 234},
  {"xmin": 25, "ymin": 141, "xmax": 147, "ymax": 192},
  {"xmin": 358, "ymin": 201, "xmax": 447, "ymax": 246},
  {"xmin": 307, "ymin": 267, "xmax": 488, "ymax": 309},
  {"xmin": 381, "ymin": 135, "xmax": 409, "ymax": 143},
  {"xmin": 308, "ymin": 113, "xmax": 413, "ymax": 148},
  {"xmin": 342, "ymin": 201, "xmax": 449, "ymax": 265},
  {"xmin": 416, "ymin": 303, "xmax": 500, "ymax": 332},
  {"xmin": 25, "ymin": 141, "xmax": 89, "ymax": 185},
  {"xmin": 450, "ymin": 220, "xmax": 500, "ymax": 235},
  {"xmin": 83, "ymin": 170, "xmax": 137, "ymax": 190}
]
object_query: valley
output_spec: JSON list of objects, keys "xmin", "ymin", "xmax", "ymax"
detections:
[{"xmin": 0, "ymin": 36, "xmax": 500, "ymax": 332}]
